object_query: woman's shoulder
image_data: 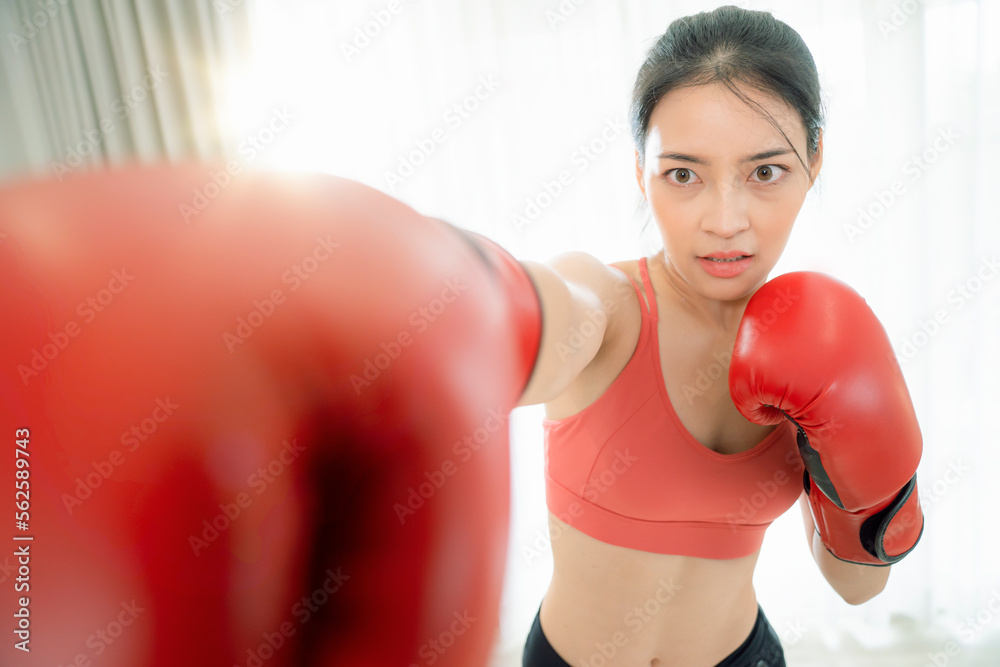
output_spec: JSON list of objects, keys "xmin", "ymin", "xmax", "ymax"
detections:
[
  {"xmin": 538, "ymin": 252, "xmax": 647, "ymax": 358},
  {"xmin": 554, "ymin": 253, "xmax": 644, "ymax": 342},
  {"xmin": 541, "ymin": 251, "xmax": 644, "ymax": 334},
  {"xmin": 544, "ymin": 251, "xmax": 635, "ymax": 303},
  {"xmin": 608, "ymin": 258, "xmax": 655, "ymax": 315},
  {"xmin": 541, "ymin": 255, "xmax": 646, "ymax": 420}
]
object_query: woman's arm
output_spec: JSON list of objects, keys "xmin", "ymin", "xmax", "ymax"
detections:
[
  {"xmin": 516, "ymin": 252, "xmax": 631, "ymax": 407},
  {"xmin": 799, "ymin": 493, "xmax": 890, "ymax": 605}
]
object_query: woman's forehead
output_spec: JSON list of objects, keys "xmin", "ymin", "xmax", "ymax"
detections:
[{"xmin": 647, "ymin": 82, "xmax": 804, "ymax": 153}]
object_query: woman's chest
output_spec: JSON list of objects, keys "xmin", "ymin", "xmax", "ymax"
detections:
[{"xmin": 656, "ymin": 322, "xmax": 776, "ymax": 455}]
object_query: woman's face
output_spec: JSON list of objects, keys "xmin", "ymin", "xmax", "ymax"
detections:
[{"xmin": 636, "ymin": 82, "xmax": 822, "ymax": 303}]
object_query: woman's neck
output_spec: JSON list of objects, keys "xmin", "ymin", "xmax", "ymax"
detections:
[{"xmin": 650, "ymin": 249, "xmax": 754, "ymax": 334}]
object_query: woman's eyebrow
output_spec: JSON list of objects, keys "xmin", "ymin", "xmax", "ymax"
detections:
[
  {"xmin": 657, "ymin": 148, "xmax": 793, "ymax": 164},
  {"xmin": 741, "ymin": 148, "xmax": 794, "ymax": 163},
  {"xmin": 657, "ymin": 152, "xmax": 710, "ymax": 165}
]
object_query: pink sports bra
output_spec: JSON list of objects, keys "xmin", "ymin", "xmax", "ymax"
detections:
[{"xmin": 543, "ymin": 257, "xmax": 803, "ymax": 559}]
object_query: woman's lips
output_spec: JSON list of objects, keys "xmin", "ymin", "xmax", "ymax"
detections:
[{"xmin": 697, "ymin": 254, "xmax": 752, "ymax": 278}]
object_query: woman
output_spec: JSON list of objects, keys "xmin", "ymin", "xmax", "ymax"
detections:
[{"xmin": 516, "ymin": 6, "xmax": 902, "ymax": 666}]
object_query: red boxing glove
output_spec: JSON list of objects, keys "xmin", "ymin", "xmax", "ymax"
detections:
[
  {"xmin": 0, "ymin": 164, "xmax": 540, "ymax": 666},
  {"xmin": 729, "ymin": 273, "xmax": 923, "ymax": 566}
]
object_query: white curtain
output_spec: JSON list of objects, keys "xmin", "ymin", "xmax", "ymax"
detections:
[
  {"xmin": 2, "ymin": 1, "xmax": 998, "ymax": 664},
  {"xmin": 0, "ymin": 0, "xmax": 257, "ymax": 178}
]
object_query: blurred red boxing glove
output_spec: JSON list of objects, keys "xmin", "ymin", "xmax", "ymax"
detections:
[
  {"xmin": 0, "ymin": 163, "xmax": 540, "ymax": 666},
  {"xmin": 729, "ymin": 272, "xmax": 923, "ymax": 565}
]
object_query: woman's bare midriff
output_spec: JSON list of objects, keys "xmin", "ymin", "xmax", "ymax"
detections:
[{"xmin": 540, "ymin": 514, "xmax": 760, "ymax": 666}]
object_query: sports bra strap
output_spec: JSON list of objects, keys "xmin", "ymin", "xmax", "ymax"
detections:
[{"xmin": 611, "ymin": 263, "xmax": 650, "ymax": 319}]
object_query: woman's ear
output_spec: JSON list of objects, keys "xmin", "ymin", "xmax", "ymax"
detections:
[
  {"xmin": 635, "ymin": 149, "xmax": 647, "ymax": 200},
  {"xmin": 809, "ymin": 130, "xmax": 824, "ymax": 186}
]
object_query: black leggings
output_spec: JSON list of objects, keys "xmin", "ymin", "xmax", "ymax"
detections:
[{"xmin": 522, "ymin": 602, "xmax": 786, "ymax": 667}]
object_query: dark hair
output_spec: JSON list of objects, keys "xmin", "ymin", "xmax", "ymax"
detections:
[{"xmin": 629, "ymin": 5, "xmax": 824, "ymax": 181}]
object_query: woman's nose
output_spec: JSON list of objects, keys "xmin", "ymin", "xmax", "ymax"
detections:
[{"xmin": 699, "ymin": 182, "xmax": 750, "ymax": 238}]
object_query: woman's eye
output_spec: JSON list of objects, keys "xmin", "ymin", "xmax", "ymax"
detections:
[
  {"xmin": 665, "ymin": 168, "xmax": 699, "ymax": 185},
  {"xmin": 751, "ymin": 165, "xmax": 787, "ymax": 184}
]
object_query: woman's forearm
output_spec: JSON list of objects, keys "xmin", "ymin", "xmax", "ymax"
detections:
[{"xmin": 799, "ymin": 494, "xmax": 891, "ymax": 605}]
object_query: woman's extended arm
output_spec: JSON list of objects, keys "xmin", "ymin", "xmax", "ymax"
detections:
[{"xmin": 517, "ymin": 253, "xmax": 631, "ymax": 407}]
